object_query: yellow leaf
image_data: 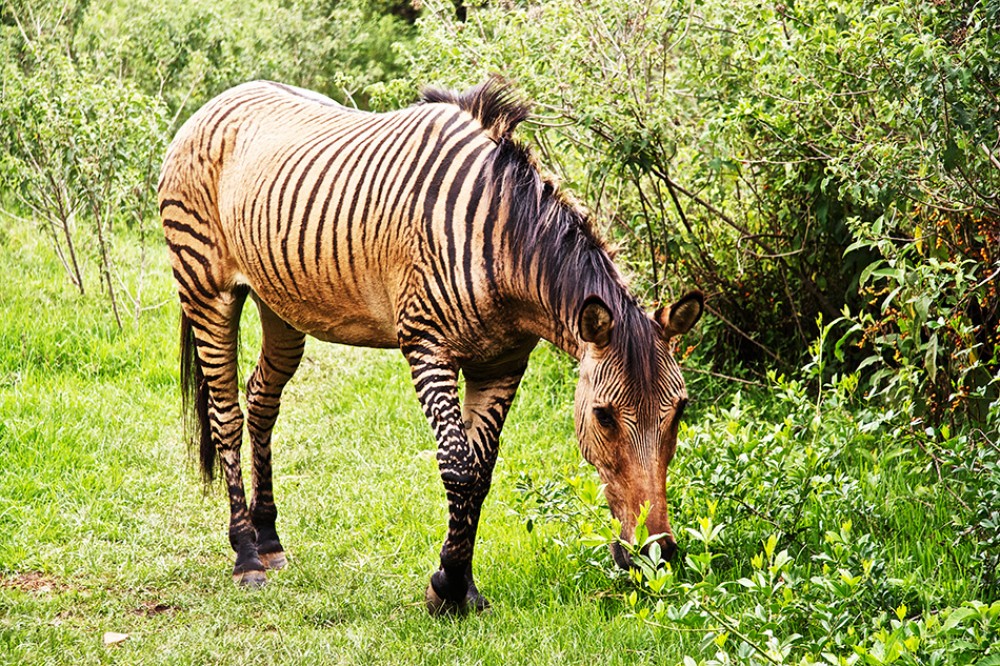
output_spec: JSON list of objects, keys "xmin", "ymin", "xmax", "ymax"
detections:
[{"xmin": 764, "ymin": 533, "xmax": 778, "ymax": 559}]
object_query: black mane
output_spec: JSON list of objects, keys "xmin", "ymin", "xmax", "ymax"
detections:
[
  {"xmin": 420, "ymin": 76, "xmax": 531, "ymax": 142},
  {"xmin": 500, "ymin": 173, "xmax": 657, "ymax": 385},
  {"xmin": 421, "ymin": 78, "xmax": 659, "ymax": 381}
]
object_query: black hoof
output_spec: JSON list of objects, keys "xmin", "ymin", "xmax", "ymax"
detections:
[
  {"xmin": 233, "ymin": 569, "xmax": 267, "ymax": 588},
  {"xmin": 424, "ymin": 583, "xmax": 490, "ymax": 616},
  {"xmin": 425, "ymin": 582, "xmax": 464, "ymax": 616},
  {"xmin": 465, "ymin": 588, "xmax": 490, "ymax": 613}
]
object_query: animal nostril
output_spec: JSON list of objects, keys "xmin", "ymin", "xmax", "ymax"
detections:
[{"xmin": 640, "ymin": 538, "xmax": 678, "ymax": 563}]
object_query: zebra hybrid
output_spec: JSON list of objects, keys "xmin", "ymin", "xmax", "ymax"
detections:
[{"xmin": 159, "ymin": 79, "xmax": 703, "ymax": 614}]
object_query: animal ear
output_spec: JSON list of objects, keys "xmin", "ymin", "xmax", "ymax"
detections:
[
  {"xmin": 655, "ymin": 290, "xmax": 704, "ymax": 339},
  {"xmin": 578, "ymin": 295, "xmax": 614, "ymax": 348}
]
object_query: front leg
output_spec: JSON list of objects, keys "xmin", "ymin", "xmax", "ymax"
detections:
[{"xmin": 402, "ymin": 344, "xmax": 525, "ymax": 615}]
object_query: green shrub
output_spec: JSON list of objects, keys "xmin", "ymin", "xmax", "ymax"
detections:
[
  {"xmin": 515, "ymin": 371, "xmax": 1000, "ymax": 665},
  {"xmin": 74, "ymin": 0, "xmax": 416, "ymax": 119},
  {"xmin": 838, "ymin": 212, "xmax": 999, "ymax": 425},
  {"xmin": 409, "ymin": 0, "xmax": 1000, "ymax": 409},
  {"xmin": 0, "ymin": 40, "xmax": 168, "ymax": 326}
]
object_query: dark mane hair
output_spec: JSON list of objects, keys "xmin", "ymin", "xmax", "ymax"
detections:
[
  {"xmin": 422, "ymin": 78, "xmax": 659, "ymax": 382},
  {"xmin": 420, "ymin": 76, "xmax": 531, "ymax": 142},
  {"xmin": 493, "ymin": 139, "xmax": 658, "ymax": 383}
]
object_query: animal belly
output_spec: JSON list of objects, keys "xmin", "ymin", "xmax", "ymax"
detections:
[
  {"xmin": 250, "ymin": 281, "xmax": 399, "ymax": 348},
  {"xmin": 303, "ymin": 312, "xmax": 399, "ymax": 348}
]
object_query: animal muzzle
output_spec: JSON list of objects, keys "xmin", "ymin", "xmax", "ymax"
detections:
[
  {"xmin": 607, "ymin": 482, "xmax": 677, "ymax": 569},
  {"xmin": 609, "ymin": 534, "xmax": 678, "ymax": 570},
  {"xmin": 598, "ymin": 459, "xmax": 677, "ymax": 569}
]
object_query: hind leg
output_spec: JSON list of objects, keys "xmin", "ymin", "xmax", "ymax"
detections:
[
  {"xmin": 246, "ymin": 296, "xmax": 305, "ymax": 570},
  {"xmin": 186, "ymin": 289, "xmax": 268, "ymax": 587}
]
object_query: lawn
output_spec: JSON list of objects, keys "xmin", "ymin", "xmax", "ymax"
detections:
[
  {"xmin": 0, "ymin": 222, "xmax": 689, "ymax": 665},
  {"xmin": 1, "ymin": 220, "xmax": 997, "ymax": 665}
]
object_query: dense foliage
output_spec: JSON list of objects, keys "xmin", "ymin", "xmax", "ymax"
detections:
[
  {"xmin": 3, "ymin": 0, "xmax": 997, "ymax": 415},
  {"xmin": 517, "ymin": 364, "xmax": 1000, "ymax": 664},
  {"xmin": 0, "ymin": 39, "xmax": 167, "ymax": 326},
  {"xmin": 410, "ymin": 0, "xmax": 1000, "ymax": 423}
]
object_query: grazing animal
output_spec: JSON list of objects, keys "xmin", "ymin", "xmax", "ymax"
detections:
[{"xmin": 159, "ymin": 79, "xmax": 703, "ymax": 614}]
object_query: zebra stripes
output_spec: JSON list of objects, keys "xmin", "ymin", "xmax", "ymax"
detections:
[{"xmin": 159, "ymin": 79, "xmax": 702, "ymax": 614}]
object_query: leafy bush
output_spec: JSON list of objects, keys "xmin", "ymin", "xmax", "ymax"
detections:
[
  {"xmin": 409, "ymin": 0, "xmax": 1000, "ymax": 409},
  {"xmin": 74, "ymin": 0, "xmax": 416, "ymax": 119},
  {"xmin": 515, "ymin": 372, "xmax": 1000, "ymax": 665},
  {"xmin": 0, "ymin": 32, "xmax": 168, "ymax": 326},
  {"xmin": 838, "ymin": 216, "xmax": 999, "ymax": 425}
]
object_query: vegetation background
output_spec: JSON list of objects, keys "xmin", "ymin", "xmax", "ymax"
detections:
[{"xmin": 1, "ymin": 1, "xmax": 997, "ymax": 664}]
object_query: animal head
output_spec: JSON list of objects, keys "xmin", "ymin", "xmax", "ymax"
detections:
[{"xmin": 573, "ymin": 290, "xmax": 704, "ymax": 568}]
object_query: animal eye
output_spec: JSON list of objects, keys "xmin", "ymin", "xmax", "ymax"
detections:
[{"xmin": 593, "ymin": 406, "xmax": 616, "ymax": 429}]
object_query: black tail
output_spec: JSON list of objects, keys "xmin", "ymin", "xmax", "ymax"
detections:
[{"xmin": 180, "ymin": 311, "xmax": 216, "ymax": 485}]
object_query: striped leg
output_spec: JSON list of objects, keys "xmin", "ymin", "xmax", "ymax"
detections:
[
  {"xmin": 187, "ymin": 290, "xmax": 268, "ymax": 587},
  {"xmin": 246, "ymin": 297, "xmax": 306, "ymax": 571},
  {"xmin": 404, "ymin": 348, "xmax": 525, "ymax": 615},
  {"xmin": 440, "ymin": 368, "xmax": 525, "ymax": 613}
]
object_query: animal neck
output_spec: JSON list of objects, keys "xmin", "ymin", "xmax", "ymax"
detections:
[
  {"xmin": 480, "ymin": 139, "xmax": 648, "ymax": 362},
  {"xmin": 500, "ymin": 196, "xmax": 633, "ymax": 361}
]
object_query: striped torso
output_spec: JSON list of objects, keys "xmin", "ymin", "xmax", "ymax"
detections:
[{"xmin": 160, "ymin": 81, "xmax": 513, "ymax": 356}]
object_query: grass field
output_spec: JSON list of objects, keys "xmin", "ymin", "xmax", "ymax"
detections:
[
  {"xmin": 1, "ymin": 221, "xmax": 997, "ymax": 665},
  {"xmin": 0, "ymin": 222, "xmax": 692, "ymax": 665}
]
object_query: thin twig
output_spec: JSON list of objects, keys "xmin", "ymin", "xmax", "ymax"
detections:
[
  {"xmin": 682, "ymin": 366, "xmax": 766, "ymax": 387},
  {"xmin": 915, "ymin": 438, "xmax": 972, "ymax": 513},
  {"xmin": 697, "ymin": 601, "xmax": 782, "ymax": 665},
  {"xmin": 984, "ymin": 144, "xmax": 1000, "ymax": 172},
  {"xmin": 728, "ymin": 496, "xmax": 781, "ymax": 527},
  {"xmin": 704, "ymin": 304, "xmax": 784, "ymax": 365},
  {"xmin": 649, "ymin": 164, "xmax": 782, "ymax": 258},
  {"xmin": 169, "ymin": 71, "xmax": 204, "ymax": 132}
]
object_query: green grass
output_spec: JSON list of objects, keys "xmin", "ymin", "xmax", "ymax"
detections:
[
  {"xmin": 0, "ymin": 222, "xmax": 687, "ymax": 665},
  {"xmin": 1, "ymin": 220, "xmax": 995, "ymax": 665}
]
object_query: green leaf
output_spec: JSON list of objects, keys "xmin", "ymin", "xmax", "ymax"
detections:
[
  {"xmin": 941, "ymin": 606, "xmax": 978, "ymax": 633},
  {"xmin": 924, "ymin": 333, "xmax": 938, "ymax": 382},
  {"xmin": 973, "ymin": 656, "xmax": 1000, "ymax": 666},
  {"xmin": 579, "ymin": 532, "xmax": 610, "ymax": 548},
  {"xmin": 859, "ymin": 259, "xmax": 887, "ymax": 287},
  {"xmin": 942, "ymin": 137, "xmax": 963, "ymax": 171}
]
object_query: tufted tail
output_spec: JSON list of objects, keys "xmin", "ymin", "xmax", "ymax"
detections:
[{"xmin": 180, "ymin": 310, "xmax": 215, "ymax": 484}]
